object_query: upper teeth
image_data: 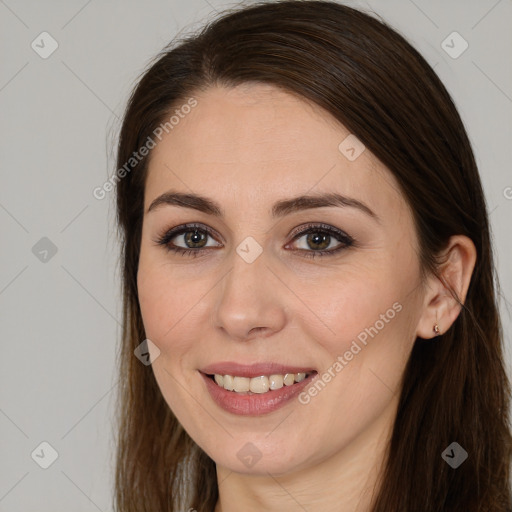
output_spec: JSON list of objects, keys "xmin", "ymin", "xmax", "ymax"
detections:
[{"xmin": 213, "ymin": 373, "xmax": 308, "ymax": 394}]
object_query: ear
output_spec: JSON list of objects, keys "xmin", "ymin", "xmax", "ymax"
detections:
[{"xmin": 415, "ymin": 235, "xmax": 477, "ymax": 339}]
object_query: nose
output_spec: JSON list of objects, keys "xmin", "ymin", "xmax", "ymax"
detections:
[{"xmin": 212, "ymin": 245, "xmax": 287, "ymax": 342}]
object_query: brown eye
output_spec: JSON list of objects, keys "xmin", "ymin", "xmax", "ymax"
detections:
[
  {"xmin": 155, "ymin": 223, "xmax": 222, "ymax": 257},
  {"xmin": 183, "ymin": 230, "xmax": 208, "ymax": 248},
  {"xmin": 305, "ymin": 232, "xmax": 331, "ymax": 251},
  {"xmin": 287, "ymin": 223, "xmax": 354, "ymax": 258}
]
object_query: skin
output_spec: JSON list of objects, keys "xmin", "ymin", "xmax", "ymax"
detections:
[{"xmin": 136, "ymin": 83, "xmax": 476, "ymax": 512}]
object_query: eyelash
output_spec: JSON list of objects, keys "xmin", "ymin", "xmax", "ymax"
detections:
[{"xmin": 154, "ymin": 222, "xmax": 355, "ymax": 259}]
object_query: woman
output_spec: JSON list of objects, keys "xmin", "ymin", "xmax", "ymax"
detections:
[{"xmin": 113, "ymin": 1, "xmax": 512, "ymax": 510}]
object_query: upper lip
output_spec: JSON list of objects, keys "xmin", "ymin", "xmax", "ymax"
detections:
[{"xmin": 200, "ymin": 362, "xmax": 316, "ymax": 378}]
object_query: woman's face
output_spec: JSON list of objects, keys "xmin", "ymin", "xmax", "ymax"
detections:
[{"xmin": 137, "ymin": 83, "xmax": 427, "ymax": 475}]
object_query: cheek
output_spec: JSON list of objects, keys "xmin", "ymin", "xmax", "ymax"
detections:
[
  {"xmin": 137, "ymin": 263, "xmax": 170, "ymax": 343},
  {"xmin": 302, "ymin": 281, "xmax": 417, "ymax": 412},
  {"xmin": 137, "ymin": 255, "xmax": 223, "ymax": 372},
  {"xmin": 137, "ymin": 249, "xmax": 193, "ymax": 338},
  {"xmin": 292, "ymin": 259, "xmax": 420, "ymax": 416},
  {"xmin": 137, "ymin": 260, "xmax": 206, "ymax": 415},
  {"xmin": 293, "ymin": 267, "xmax": 406, "ymax": 354}
]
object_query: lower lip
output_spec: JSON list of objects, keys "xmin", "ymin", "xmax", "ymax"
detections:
[{"xmin": 200, "ymin": 372, "xmax": 316, "ymax": 416}]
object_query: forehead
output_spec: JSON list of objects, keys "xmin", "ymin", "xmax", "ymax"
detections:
[{"xmin": 143, "ymin": 84, "xmax": 407, "ymax": 223}]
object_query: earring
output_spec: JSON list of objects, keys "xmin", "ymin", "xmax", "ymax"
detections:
[{"xmin": 433, "ymin": 323, "xmax": 441, "ymax": 336}]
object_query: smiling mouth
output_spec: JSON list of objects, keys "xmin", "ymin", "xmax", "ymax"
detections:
[{"xmin": 206, "ymin": 372, "xmax": 317, "ymax": 394}]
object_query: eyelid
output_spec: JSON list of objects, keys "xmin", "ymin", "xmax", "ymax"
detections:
[
  {"xmin": 153, "ymin": 222, "xmax": 223, "ymax": 247},
  {"xmin": 287, "ymin": 222, "xmax": 353, "ymax": 242}
]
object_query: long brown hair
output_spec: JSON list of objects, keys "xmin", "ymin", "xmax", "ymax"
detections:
[{"xmin": 113, "ymin": 1, "xmax": 512, "ymax": 510}]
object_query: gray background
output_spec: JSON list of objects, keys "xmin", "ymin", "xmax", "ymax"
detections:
[{"xmin": 0, "ymin": 0, "xmax": 511, "ymax": 510}]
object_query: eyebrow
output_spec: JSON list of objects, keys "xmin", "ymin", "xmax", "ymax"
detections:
[{"xmin": 147, "ymin": 190, "xmax": 379, "ymax": 222}]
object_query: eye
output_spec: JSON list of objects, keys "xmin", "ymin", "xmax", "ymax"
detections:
[
  {"xmin": 286, "ymin": 223, "xmax": 354, "ymax": 258},
  {"xmin": 154, "ymin": 223, "xmax": 222, "ymax": 257}
]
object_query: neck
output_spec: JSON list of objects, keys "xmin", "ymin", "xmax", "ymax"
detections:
[{"xmin": 214, "ymin": 395, "xmax": 397, "ymax": 512}]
